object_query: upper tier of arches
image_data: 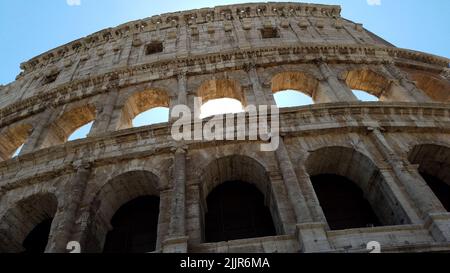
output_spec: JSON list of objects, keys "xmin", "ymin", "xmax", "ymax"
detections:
[{"xmin": 0, "ymin": 62, "xmax": 449, "ymax": 162}]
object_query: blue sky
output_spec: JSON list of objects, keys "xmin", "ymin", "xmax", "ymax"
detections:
[
  {"xmin": 2, "ymin": 0, "xmax": 449, "ymax": 148},
  {"xmin": 0, "ymin": 0, "xmax": 449, "ymax": 85}
]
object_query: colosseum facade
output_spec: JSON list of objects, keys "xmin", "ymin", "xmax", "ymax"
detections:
[{"xmin": 0, "ymin": 2, "xmax": 449, "ymax": 253}]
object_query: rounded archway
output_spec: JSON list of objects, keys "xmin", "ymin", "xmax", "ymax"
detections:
[
  {"xmin": 271, "ymin": 71, "xmax": 317, "ymax": 107},
  {"xmin": 196, "ymin": 79, "xmax": 246, "ymax": 118},
  {"xmin": 103, "ymin": 196, "xmax": 160, "ymax": 253},
  {"xmin": 41, "ymin": 104, "xmax": 96, "ymax": 148},
  {"xmin": 205, "ymin": 181, "xmax": 276, "ymax": 243},
  {"xmin": 0, "ymin": 193, "xmax": 58, "ymax": 253},
  {"xmin": 343, "ymin": 69, "xmax": 389, "ymax": 100},
  {"xmin": 310, "ymin": 174, "xmax": 381, "ymax": 230},
  {"xmin": 200, "ymin": 155, "xmax": 279, "ymax": 242},
  {"xmin": 408, "ymin": 71, "xmax": 450, "ymax": 102},
  {"xmin": 306, "ymin": 146, "xmax": 410, "ymax": 230},
  {"xmin": 197, "ymin": 79, "xmax": 245, "ymax": 105},
  {"xmin": 119, "ymin": 89, "xmax": 170, "ymax": 129},
  {"xmin": 0, "ymin": 123, "xmax": 32, "ymax": 161},
  {"xmin": 408, "ymin": 144, "xmax": 450, "ymax": 211},
  {"xmin": 200, "ymin": 98, "xmax": 244, "ymax": 119},
  {"xmin": 85, "ymin": 170, "xmax": 161, "ymax": 253}
]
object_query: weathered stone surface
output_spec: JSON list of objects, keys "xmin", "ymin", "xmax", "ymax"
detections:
[{"xmin": 0, "ymin": 2, "xmax": 449, "ymax": 253}]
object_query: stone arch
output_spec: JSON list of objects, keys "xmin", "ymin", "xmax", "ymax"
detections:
[
  {"xmin": 84, "ymin": 170, "xmax": 162, "ymax": 252},
  {"xmin": 408, "ymin": 71, "xmax": 450, "ymax": 102},
  {"xmin": 200, "ymin": 155, "xmax": 270, "ymax": 198},
  {"xmin": 0, "ymin": 123, "xmax": 32, "ymax": 161},
  {"xmin": 343, "ymin": 68, "xmax": 391, "ymax": 99},
  {"xmin": 199, "ymin": 155, "xmax": 281, "ymax": 241},
  {"xmin": 408, "ymin": 144, "xmax": 450, "ymax": 211},
  {"xmin": 305, "ymin": 146, "xmax": 410, "ymax": 229},
  {"xmin": 271, "ymin": 71, "xmax": 319, "ymax": 98},
  {"xmin": 0, "ymin": 193, "xmax": 58, "ymax": 253},
  {"xmin": 117, "ymin": 88, "xmax": 171, "ymax": 130},
  {"xmin": 41, "ymin": 104, "xmax": 96, "ymax": 148},
  {"xmin": 196, "ymin": 78, "xmax": 246, "ymax": 106}
]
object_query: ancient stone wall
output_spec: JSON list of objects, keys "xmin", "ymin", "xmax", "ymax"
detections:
[{"xmin": 0, "ymin": 2, "xmax": 449, "ymax": 253}]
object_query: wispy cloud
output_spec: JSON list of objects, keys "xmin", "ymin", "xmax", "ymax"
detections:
[
  {"xmin": 367, "ymin": 0, "xmax": 381, "ymax": 6},
  {"xmin": 67, "ymin": 0, "xmax": 81, "ymax": 6}
]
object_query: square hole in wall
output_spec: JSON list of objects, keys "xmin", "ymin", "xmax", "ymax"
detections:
[
  {"xmin": 145, "ymin": 42, "xmax": 164, "ymax": 55},
  {"xmin": 42, "ymin": 72, "xmax": 59, "ymax": 85},
  {"xmin": 261, "ymin": 27, "xmax": 280, "ymax": 39}
]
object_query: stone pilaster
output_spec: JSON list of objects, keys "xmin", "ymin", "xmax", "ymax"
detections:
[
  {"xmin": 246, "ymin": 63, "xmax": 271, "ymax": 106},
  {"xmin": 46, "ymin": 162, "xmax": 91, "ymax": 253},
  {"xmin": 177, "ymin": 72, "xmax": 188, "ymax": 106},
  {"xmin": 163, "ymin": 146, "xmax": 188, "ymax": 253},
  {"xmin": 176, "ymin": 24, "xmax": 189, "ymax": 58},
  {"xmin": 295, "ymin": 163, "xmax": 329, "ymax": 224},
  {"xmin": 317, "ymin": 62, "xmax": 358, "ymax": 102},
  {"xmin": 185, "ymin": 183, "xmax": 203, "ymax": 245},
  {"xmin": 170, "ymin": 72, "xmax": 189, "ymax": 122},
  {"xmin": 19, "ymin": 107, "xmax": 57, "ymax": 155},
  {"xmin": 232, "ymin": 18, "xmax": 251, "ymax": 50},
  {"xmin": 275, "ymin": 138, "xmax": 312, "ymax": 223},
  {"xmin": 88, "ymin": 88, "xmax": 120, "ymax": 137},
  {"xmin": 367, "ymin": 127, "xmax": 450, "ymax": 241},
  {"xmin": 384, "ymin": 64, "xmax": 432, "ymax": 102}
]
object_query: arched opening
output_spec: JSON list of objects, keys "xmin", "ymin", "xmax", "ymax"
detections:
[
  {"xmin": 343, "ymin": 69, "xmax": 389, "ymax": 101},
  {"xmin": 67, "ymin": 121, "xmax": 94, "ymax": 141},
  {"xmin": 0, "ymin": 124, "xmax": 31, "ymax": 161},
  {"xmin": 85, "ymin": 170, "xmax": 161, "ymax": 253},
  {"xmin": 311, "ymin": 174, "xmax": 381, "ymax": 230},
  {"xmin": 41, "ymin": 105, "xmax": 96, "ymax": 148},
  {"xmin": 12, "ymin": 144, "xmax": 25, "ymax": 158},
  {"xmin": 200, "ymin": 155, "xmax": 280, "ymax": 242},
  {"xmin": 103, "ymin": 196, "xmax": 160, "ymax": 253},
  {"xmin": 119, "ymin": 89, "xmax": 170, "ymax": 129},
  {"xmin": 306, "ymin": 146, "xmax": 410, "ymax": 229},
  {"xmin": 196, "ymin": 79, "xmax": 246, "ymax": 118},
  {"xmin": 273, "ymin": 90, "xmax": 314, "ymax": 108},
  {"xmin": 0, "ymin": 193, "xmax": 57, "ymax": 253},
  {"xmin": 271, "ymin": 71, "xmax": 317, "ymax": 106},
  {"xmin": 200, "ymin": 98, "xmax": 244, "ymax": 119},
  {"xmin": 22, "ymin": 218, "xmax": 53, "ymax": 253},
  {"xmin": 407, "ymin": 71, "xmax": 450, "ymax": 102},
  {"xmin": 408, "ymin": 144, "xmax": 450, "ymax": 211},
  {"xmin": 352, "ymin": 90, "xmax": 379, "ymax": 102},
  {"xmin": 132, "ymin": 107, "xmax": 170, "ymax": 127},
  {"xmin": 205, "ymin": 181, "xmax": 276, "ymax": 243}
]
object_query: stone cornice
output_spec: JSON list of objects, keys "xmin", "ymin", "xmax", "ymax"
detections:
[
  {"xmin": 18, "ymin": 2, "xmax": 342, "ymax": 75},
  {"xmin": 1, "ymin": 102, "xmax": 449, "ymax": 191},
  {"xmin": 1, "ymin": 43, "xmax": 449, "ymax": 128}
]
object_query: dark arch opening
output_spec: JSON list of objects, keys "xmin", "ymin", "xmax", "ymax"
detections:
[
  {"xmin": 205, "ymin": 181, "xmax": 276, "ymax": 243},
  {"xmin": 103, "ymin": 196, "xmax": 160, "ymax": 253},
  {"xmin": 22, "ymin": 218, "xmax": 53, "ymax": 253},
  {"xmin": 408, "ymin": 144, "xmax": 450, "ymax": 212},
  {"xmin": 420, "ymin": 172, "xmax": 450, "ymax": 211},
  {"xmin": 311, "ymin": 174, "xmax": 381, "ymax": 230}
]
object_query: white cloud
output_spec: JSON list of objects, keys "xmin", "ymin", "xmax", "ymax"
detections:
[
  {"xmin": 67, "ymin": 0, "xmax": 81, "ymax": 6},
  {"xmin": 367, "ymin": 0, "xmax": 381, "ymax": 6}
]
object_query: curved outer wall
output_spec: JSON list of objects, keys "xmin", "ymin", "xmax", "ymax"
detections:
[{"xmin": 0, "ymin": 2, "xmax": 450, "ymax": 253}]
